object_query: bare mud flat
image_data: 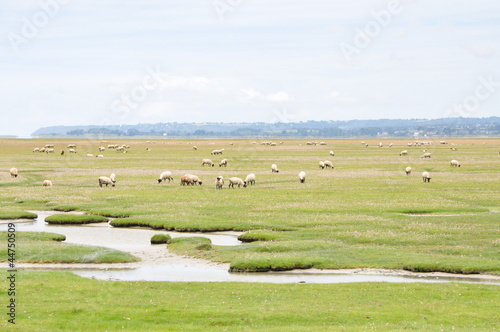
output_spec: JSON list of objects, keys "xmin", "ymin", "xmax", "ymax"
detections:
[{"xmin": 3, "ymin": 211, "xmax": 500, "ymax": 284}]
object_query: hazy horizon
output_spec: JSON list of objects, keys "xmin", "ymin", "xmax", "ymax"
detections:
[{"xmin": 2, "ymin": 1, "xmax": 499, "ymax": 137}]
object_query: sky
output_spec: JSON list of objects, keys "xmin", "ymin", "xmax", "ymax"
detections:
[{"xmin": 1, "ymin": 0, "xmax": 499, "ymax": 137}]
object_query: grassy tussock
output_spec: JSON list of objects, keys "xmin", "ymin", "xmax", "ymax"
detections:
[
  {"xmin": 150, "ymin": 234, "xmax": 171, "ymax": 244},
  {"xmin": 45, "ymin": 214, "xmax": 108, "ymax": 224},
  {"xmin": 0, "ymin": 210, "xmax": 37, "ymax": 219}
]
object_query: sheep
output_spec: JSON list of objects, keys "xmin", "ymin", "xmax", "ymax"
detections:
[
  {"xmin": 422, "ymin": 171, "xmax": 431, "ymax": 183},
  {"xmin": 40, "ymin": 147, "xmax": 46, "ymax": 153},
  {"xmin": 405, "ymin": 166, "xmax": 412, "ymax": 175},
  {"xmin": 46, "ymin": 148, "xmax": 54, "ymax": 153},
  {"xmin": 421, "ymin": 152, "xmax": 431, "ymax": 158},
  {"xmin": 219, "ymin": 159, "xmax": 228, "ymax": 167},
  {"xmin": 378, "ymin": 142, "xmax": 383, "ymax": 147},
  {"xmin": 180, "ymin": 175, "xmax": 195, "ymax": 186},
  {"xmin": 67, "ymin": 144, "xmax": 76, "ymax": 149},
  {"xmin": 185, "ymin": 174, "xmax": 202, "ymax": 185},
  {"xmin": 215, "ymin": 176, "xmax": 224, "ymax": 189},
  {"xmin": 211, "ymin": 149, "xmax": 224, "ymax": 155},
  {"xmin": 42, "ymin": 180, "xmax": 53, "ymax": 187},
  {"xmin": 319, "ymin": 161, "xmax": 325, "ymax": 169},
  {"xmin": 33, "ymin": 148, "xmax": 40, "ymax": 153},
  {"xmin": 320, "ymin": 142, "xmax": 327, "ymax": 145},
  {"xmin": 400, "ymin": 150, "xmax": 408, "ymax": 156},
  {"xmin": 99, "ymin": 146, "xmax": 105, "ymax": 152},
  {"xmin": 298, "ymin": 171, "xmax": 306, "ymax": 183},
  {"xmin": 229, "ymin": 177, "xmax": 246, "ymax": 188},
  {"xmin": 450, "ymin": 160, "xmax": 461, "ymax": 167},
  {"xmin": 60, "ymin": 150, "xmax": 65, "ymax": 155},
  {"xmin": 109, "ymin": 173, "xmax": 116, "ymax": 184},
  {"xmin": 271, "ymin": 164, "xmax": 279, "ymax": 173},
  {"xmin": 69, "ymin": 148, "xmax": 76, "ymax": 153},
  {"xmin": 389, "ymin": 143, "xmax": 393, "ymax": 147},
  {"xmin": 98, "ymin": 176, "xmax": 115, "ymax": 187},
  {"xmin": 9, "ymin": 168, "xmax": 18, "ymax": 178},
  {"xmin": 193, "ymin": 146, "xmax": 198, "ymax": 150},
  {"xmin": 329, "ymin": 151, "xmax": 334, "ymax": 156},
  {"xmin": 96, "ymin": 154, "xmax": 104, "ymax": 158},
  {"xmin": 245, "ymin": 173, "xmax": 256, "ymax": 185},
  {"xmin": 202, "ymin": 158, "xmax": 215, "ymax": 167},
  {"xmin": 324, "ymin": 160, "xmax": 334, "ymax": 169},
  {"xmin": 44, "ymin": 144, "xmax": 54, "ymax": 148},
  {"xmin": 158, "ymin": 171, "xmax": 174, "ymax": 183},
  {"xmin": 86, "ymin": 153, "xmax": 94, "ymax": 157}
]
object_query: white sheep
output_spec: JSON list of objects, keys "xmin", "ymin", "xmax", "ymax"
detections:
[
  {"xmin": 245, "ymin": 173, "xmax": 256, "ymax": 185},
  {"xmin": 319, "ymin": 161, "xmax": 325, "ymax": 169},
  {"xmin": 324, "ymin": 160, "xmax": 334, "ymax": 169},
  {"xmin": 33, "ymin": 148, "xmax": 40, "ymax": 153},
  {"xmin": 219, "ymin": 159, "xmax": 228, "ymax": 167},
  {"xmin": 298, "ymin": 171, "xmax": 306, "ymax": 183},
  {"xmin": 42, "ymin": 180, "xmax": 53, "ymax": 187},
  {"xmin": 96, "ymin": 154, "xmax": 104, "ymax": 158},
  {"xmin": 193, "ymin": 146, "xmax": 198, "ymax": 150},
  {"xmin": 86, "ymin": 153, "xmax": 94, "ymax": 157},
  {"xmin": 109, "ymin": 173, "xmax": 116, "ymax": 184},
  {"xmin": 184, "ymin": 174, "xmax": 202, "ymax": 185},
  {"xmin": 422, "ymin": 171, "xmax": 431, "ymax": 183},
  {"xmin": 69, "ymin": 148, "xmax": 77, "ymax": 153},
  {"xmin": 10, "ymin": 168, "xmax": 18, "ymax": 178},
  {"xmin": 158, "ymin": 171, "xmax": 174, "ymax": 183},
  {"xmin": 215, "ymin": 176, "xmax": 224, "ymax": 189},
  {"xmin": 405, "ymin": 166, "xmax": 412, "ymax": 175},
  {"xmin": 378, "ymin": 142, "xmax": 383, "ymax": 147},
  {"xmin": 229, "ymin": 177, "xmax": 246, "ymax": 188},
  {"xmin": 450, "ymin": 160, "xmax": 461, "ymax": 167},
  {"xmin": 99, "ymin": 146, "xmax": 105, "ymax": 151},
  {"xmin": 202, "ymin": 158, "xmax": 215, "ymax": 167},
  {"xmin": 271, "ymin": 164, "xmax": 279, "ymax": 173},
  {"xmin": 98, "ymin": 176, "xmax": 115, "ymax": 187},
  {"xmin": 389, "ymin": 143, "xmax": 393, "ymax": 147},
  {"xmin": 400, "ymin": 150, "xmax": 408, "ymax": 156},
  {"xmin": 421, "ymin": 152, "xmax": 431, "ymax": 158},
  {"xmin": 46, "ymin": 148, "xmax": 54, "ymax": 153},
  {"xmin": 329, "ymin": 151, "xmax": 334, "ymax": 156},
  {"xmin": 211, "ymin": 149, "xmax": 224, "ymax": 155},
  {"xmin": 180, "ymin": 175, "xmax": 195, "ymax": 186}
]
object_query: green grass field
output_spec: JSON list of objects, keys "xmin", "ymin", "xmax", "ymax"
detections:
[{"xmin": 1, "ymin": 138, "xmax": 499, "ymax": 330}]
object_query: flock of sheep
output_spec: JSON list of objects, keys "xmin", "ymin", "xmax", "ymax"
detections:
[{"xmin": 9, "ymin": 139, "xmax": 469, "ymax": 188}]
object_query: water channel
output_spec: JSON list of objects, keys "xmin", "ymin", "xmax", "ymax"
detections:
[{"xmin": 2, "ymin": 211, "xmax": 499, "ymax": 285}]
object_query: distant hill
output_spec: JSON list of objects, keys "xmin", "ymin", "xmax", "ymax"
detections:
[{"xmin": 31, "ymin": 117, "xmax": 500, "ymax": 138}]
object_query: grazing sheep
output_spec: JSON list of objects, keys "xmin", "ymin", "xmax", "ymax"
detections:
[
  {"xmin": 271, "ymin": 164, "xmax": 279, "ymax": 173},
  {"xmin": 421, "ymin": 152, "xmax": 431, "ymax": 158},
  {"xmin": 389, "ymin": 143, "xmax": 393, "ymax": 147},
  {"xmin": 98, "ymin": 176, "xmax": 115, "ymax": 187},
  {"xmin": 86, "ymin": 153, "xmax": 94, "ymax": 157},
  {"xmin": 298, "ymin": 171, "xmax": 306, "ymax": 183},
  {"xmin": 96, "ymin": 154, "xmax": 104, "ymax": 158},
  {"xmin": 202, "ymin": 158, "xmax": 215, "ymax": 167},
  {"xmin": 400, "ymin": 150, "xmax": 408, "ymax": 156},
  {"xmin": 193, "ymin": 146, "xmax": 198, "ymax": 150},
  {"xmin": 324, "ymin": 160, "xmax": 334, "ymax": 169},
  {"xmin": 9, "ymin": 168, "xmax": 18, "ymax": 178},
  {"xmin": 329, "ymin": 151, "xmax": 334, "ymax": 156},
  {"xmin": 245, "ymin": 173, "xmax": 256, "ymax": 185},
  {"xmin": 229, "ymin": 177, "xmax": 246, "ymax": 188},
  {"xmin": 450, "ymin": 160, "xmax": 461, "ymax": 167},
  {"xmin": 422, "ymin": 171, "xmax": 431, "ymax": 183},
  {"xmin": 46, "ymin": 148, "xmax": 54, "ymax": 153},
  {"xmin": 215, "ymin": 176, "xmax": 224, "ymax": 189},
  {"xmin": 158, "ymin": 171, "xmax": 174, "ymax": 183},
  {"xmin": 378, "ymin": 142, "xmax": 383, "ymax": 147},
  {"xmin": 185, "ymin": 174, "xmax": 202, "ymax": 185},
  {"xmin": 320, "ymin": 142, "xmax": 327, "ymax": 145},
  {"xmin": 109, "ymin": 173, "xmax": 116, "ymax": 184},
  {"xmin": 45, "ymin": 144, "xmax": 54, "ymax": 148},
  {"xmin": 219, "ymin": 159, "xmax": 228, "ymax": 167},
  {"xmin": 405, "ymin": 166, "xmax": 412, "ymax": 175},
  {"xmin": 33, "ymin": 148, "xmax": 40, "ymax": 153},
  {"xmin": 42, "ymin": 180, "xmax": 53, "ymax": 187},
  {"xmin": 180, "ymin": 175, "xmax": 195, "ymax": 186},
  {"xmin": 211, "ymin": 149, "xmax": 224, "ymax": 155},
  {"xmin": 319, "ymin": 161, "xmax": 325, "ymax": 169},
  {"xmin": 40, "ymin": 147, "xmax": 46, "ymax": 153},
  {"xmin": 69, "ymin": 148, "xmax": 76, "ymax": 153},
  {"xmin": 67, "ymin": 144, "xmax": 76, "ymax": 149},
  {"xmin": 99, "ymin": 146, "xmax": 105, "ymax": 152}
]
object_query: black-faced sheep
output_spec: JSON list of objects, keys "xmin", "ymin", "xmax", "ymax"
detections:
[
  {"xmin": 98, "ymin": 176, "xmax": 115, "ymax": 187},
  {"xmin": 229, "ymin": 177, "xmax": 246, "ymax": 188},
  {"xmin": 215, "ymin": 176, "xmax": 224, "ymax": 189},
  {"xmin": 450, "ymin": 160, "xmax": 461, "ymax": 167},
  {"xmin": 184, "ymin": 174, "xmax": 202, "ymax": 185},
  {"xmin": 405, "ymin": 167, "xmax": 412, "ymax": 175},
  {"xmin": 202, "ymin": 158, "xmax": 215, "ymax": 167},
  {"xmin": 298, "ymin": 171, "xmax": 306, "ymax": 183},
  {"xmin": 110, "ymin": 173, "xmax": 116, "ymax": 184},
  {"xmin": 422, "ymin": 171, "xmax": 431, "ymax": 183},
  {"xmin": 421, "ymin": 152, "xmax": 431, "ymax": 158},
  {"xmin": 43, "ymin": 180, "xmax": 53, "ymax": 187},
  {"xmin": 400, "ymin": 150, "xmax": 408, "ymax": 156},
  {"xmin": 329, "ymin": 151, "xmax": 334, "ymax": 156},
  {"xmin": 219, "ymin": 159, "xmax": 228, "ymax": 167},
  {"xmin": 319, "ymin": 161, "xmax": 325, "ymax": 169},
  {"xmin": 245, "ymin": 173, "xmax": 256, "ymax": 185},
  {"xmin": 271, "ymin": 164, "xmax": 279, "ymax": 173},
  {"xmin": 10, "ymin": 168, "xmax": 18, "ymax": 178},
  {"xmin": 158, "ymin": 171, "xmax": 174, "ymax": 183},
  {"xmin": 324, "ymin": 160, "xmax": 334, "ymax": 169}
]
